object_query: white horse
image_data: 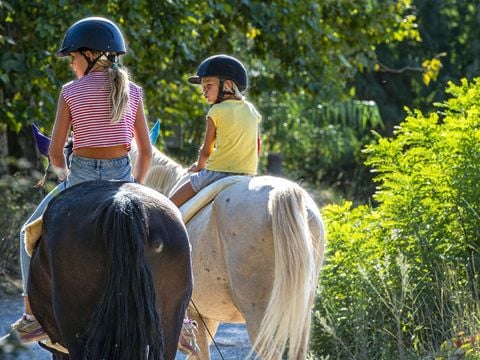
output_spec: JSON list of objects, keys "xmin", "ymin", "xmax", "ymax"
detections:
[{"xmin": 132, "ymin": 145, "xmax": 325, "ymax": 360}]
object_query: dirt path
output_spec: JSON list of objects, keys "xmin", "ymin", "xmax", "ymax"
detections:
[{"xmin": 0, "ymin": 292, "xmax": 251, "ymax": 359}]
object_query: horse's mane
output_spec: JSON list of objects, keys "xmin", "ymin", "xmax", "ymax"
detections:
[{"xmin": 130, "ymin": 143, "xmax": 188, "ymax": 196}]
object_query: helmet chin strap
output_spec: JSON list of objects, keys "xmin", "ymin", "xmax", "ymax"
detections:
[
  {"xmin": 80, "ymin": 51, "xmax": 105, "ymax": 76},
  {"xmin": 215, "ymin": 78, "xmax": 225, "ymax": 104}
]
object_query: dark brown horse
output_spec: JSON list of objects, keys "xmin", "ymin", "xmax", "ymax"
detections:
[{"xmin": 28, "ymin": 180, "xmax": 192, "ymax": 359}]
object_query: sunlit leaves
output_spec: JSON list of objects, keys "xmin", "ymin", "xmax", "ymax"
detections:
[
  {"xmin": 422, "ymin": 57, "xmax": 443, "ymax": 86},
  {"xmin": 314, "ymin": 77, "xmax": 480, "ymax": 358},
  {"xmin": 246, "ymin": 26, "xmax": 260, "ymax": 40}
]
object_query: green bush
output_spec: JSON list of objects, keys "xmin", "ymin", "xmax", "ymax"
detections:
[{"xmin": 311, "ymin": 78, "xmax": 480, "ymax": 359}]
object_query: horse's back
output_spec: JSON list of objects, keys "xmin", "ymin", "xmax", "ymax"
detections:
[{"xmin": 213, "ymin": 175, "xmax": 323, "ymax": 272}]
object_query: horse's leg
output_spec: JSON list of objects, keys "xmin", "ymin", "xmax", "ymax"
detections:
[
  {"xmin": 187, "ymin": 312, "xmax": 219, "ymax": 360},
  {"xmin": 147, "ymin": 214, "xmax": 192, "ymax": 360},
  {"xmin": 152, "ymin": 268, "xmax": 191, "ymax": 360},
  {"xmin": 230, "ymin": 276, "xmax": 270, "ymax": 357}
]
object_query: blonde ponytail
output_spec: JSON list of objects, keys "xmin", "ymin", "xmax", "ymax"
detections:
[
  {"xmin": 92, "ymin": 52, "xmax": 130, "ymax": 123},
  {"xmin": 108, "ymin": 65, "xmax": 130, "ymax": 123}
]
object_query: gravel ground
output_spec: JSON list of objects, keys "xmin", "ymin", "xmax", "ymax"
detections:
[{"xmin": 0, "ymin": 292, "xmax": 252, "ymax": 359}]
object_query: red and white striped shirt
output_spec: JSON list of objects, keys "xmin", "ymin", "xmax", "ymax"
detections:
[{"xmin": 61, "ymin": 71, "xmax": 142, "ymax": 150}]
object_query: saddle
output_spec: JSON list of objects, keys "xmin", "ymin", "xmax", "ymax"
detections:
[{"xmin": 179, "ymin": 175, "xmax": 249, "ymax": 224}]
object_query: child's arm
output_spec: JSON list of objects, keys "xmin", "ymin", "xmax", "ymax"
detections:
[
  {"xmin": 190, "ymin": 116, "xmax": 216, "ymax": 172},
  {"xmin": 132, "ymin": 99, "xmax": 152, "ymax": 184},
  {"xmin": 49, "ymin": 94, "xmax": 71, "ymax": 181}
]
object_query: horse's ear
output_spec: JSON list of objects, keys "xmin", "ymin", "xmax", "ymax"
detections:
[
  {"xmin": 32, "ymin": 124, "xmax": 51, "ymax": 157},
  {"xmin": 149, "ymin": 119, "xmax": 161, "ymax": 145}
]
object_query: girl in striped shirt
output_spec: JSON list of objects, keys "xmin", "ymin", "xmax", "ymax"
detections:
[{"xmin": 11, "ymin": 17, "xmax": 152, "ymax": 342}]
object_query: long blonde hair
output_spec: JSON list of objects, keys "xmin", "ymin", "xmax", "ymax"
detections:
[{"xmin": 93, "ymin": 51, "xmax": 130, "ymax": 124}]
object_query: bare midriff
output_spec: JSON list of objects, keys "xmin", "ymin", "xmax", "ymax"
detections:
[{"xmin": 73, "ymin": 144, "xmax": 129, "ymax": 159}]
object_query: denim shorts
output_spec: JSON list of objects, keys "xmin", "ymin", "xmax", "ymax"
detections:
[
  {"xmin": 66, "ymin": 154, "xmax": 134, "ymax": 187},
  {"xmin": 190, "ymin": 169, "xmax": 243, "ymax": 193}
]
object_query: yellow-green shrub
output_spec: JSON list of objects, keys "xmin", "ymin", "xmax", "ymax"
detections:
[{"xmin": 311, "ymin": 78, "xmax": 480, "ymax": 359}]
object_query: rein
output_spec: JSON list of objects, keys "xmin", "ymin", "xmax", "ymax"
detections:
[{"xmin": 190, "ymin": 300, "xmax": 226, "ymax": 360}]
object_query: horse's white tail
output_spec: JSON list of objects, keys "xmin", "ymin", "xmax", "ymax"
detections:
[{"xmin": 252, "ymin": 183, "xmax": 324, "ymax": 360}]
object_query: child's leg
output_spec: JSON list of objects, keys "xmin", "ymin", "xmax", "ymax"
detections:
[
  {"xmin": 19, "ymin": 182, "xmax": 66, "ymax": 299},
  {"xmin": 13, "ymin": 182, "xmax": 66, "ymax": 342},
  {"xmin": 24, "ymin": 296, "xmax": 33, "ymax": 314},
  {"xmin": 170, "ymin": 181, "xmax": 196, "ymax": 207},
  {"xmin": 19, "ymin": 227, "xmax": 31, "ymax": 300}
]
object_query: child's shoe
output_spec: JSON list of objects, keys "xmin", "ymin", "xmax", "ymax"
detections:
[
  {"xmin": 178, "ymin": 318, "xmax": 200, "ymax": 356},
  {"xmin": 11, "ymin": 314, "xmax": 48, "ymax": 343}
]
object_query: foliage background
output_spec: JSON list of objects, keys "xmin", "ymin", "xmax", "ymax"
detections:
[
  {"xmin": 0, "ymin": 0, "xmax": 418, "ymax": 199},
  {"xmin": 356, "ymin": 0, "xmax": 480, "ymax": 133}
]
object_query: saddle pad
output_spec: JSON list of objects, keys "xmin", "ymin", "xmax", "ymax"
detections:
[
  {"xmin": 180, "ymin": 175, "xmax": 249, "ymax": 224},
  {"xmin": 24, "ymin": 216, "xmax": 43, "ymax": 257}
]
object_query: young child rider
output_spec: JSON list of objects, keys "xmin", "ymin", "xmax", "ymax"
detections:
[{"xmin": 170, "ymin": 54, "xmax": 261, "ymax": 207}]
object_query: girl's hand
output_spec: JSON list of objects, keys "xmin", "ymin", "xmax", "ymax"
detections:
[
  {"xmin": 188, "ymin": 163, "xmax": 201, "ymax": 172},
  {"xmin": 53, "ymin": 166, "xmax": 68, "ymax": 182}
]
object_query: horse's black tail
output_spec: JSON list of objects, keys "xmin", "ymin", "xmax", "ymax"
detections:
[{"xmin": 84, "ymin": 192, "xmax": 162, "ymax": 360}]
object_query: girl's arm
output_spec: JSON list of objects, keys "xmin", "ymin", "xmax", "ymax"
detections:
[
  {"xmin": 132, "ymin": 99, "xmax": 152, "ymax": 184},
  {"xmin": 190, "ymin": 116, "xmax": 216, "ymax": 172},
  {"xmin": 49, "ymin": 94, "xmax": 71, "ymax": 181}
]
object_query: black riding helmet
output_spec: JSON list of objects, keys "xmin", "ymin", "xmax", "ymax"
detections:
[
  {"xmin": 188, "ymin": 54, "xmax": 248, "ymax": 92},
  {"xmin": 56, "ymin": 17, "xmax": 126, "ymax": 75}
]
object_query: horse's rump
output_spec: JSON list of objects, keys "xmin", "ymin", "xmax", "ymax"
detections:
[
  {"xmin": 29, "ymin": 180, "xmax": 192, "ymax": 359},
  {"xmin": 185, "ymin": 176, "xmax": 324, "ymax": 359}
]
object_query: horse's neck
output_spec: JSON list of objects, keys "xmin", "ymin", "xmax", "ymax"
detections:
[
  {"xmin": 145, "ymin": 151, "xmax": 188, "ymax": 196},
  {"xmin": 130, "ymin": 143, "xmax": 187, "ymax": 196},
  {"xmin": 165, "ymin": 173, "xmax": 191, "ymax": 196}
]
